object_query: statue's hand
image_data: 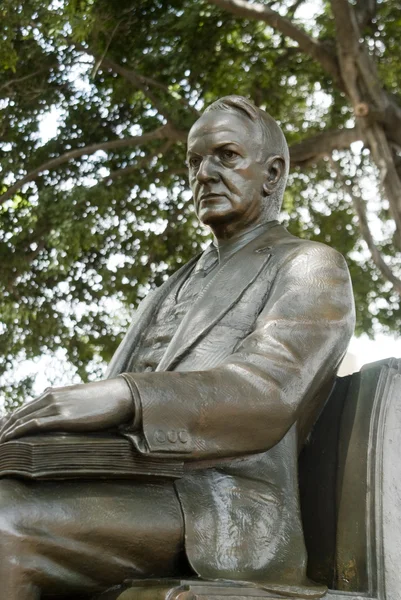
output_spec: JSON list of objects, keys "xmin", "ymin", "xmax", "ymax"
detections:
[{"xmin": 0, "ymin": 378, "xmax": 134, "ymax": 443}]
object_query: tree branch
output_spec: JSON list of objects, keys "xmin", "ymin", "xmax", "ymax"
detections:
[
  {"xmin": 207, "ymin": 0, "xmax": 342, "ymax": 85},
  {"xmin": 382, "ymin": 95, "xmax": 401, "ymax": 150},
  {"xmin": 73, "ymin": 44, "xmax": 173, "ymax": 122},
  {"xmin": 355, "ymin": 0, "xmax": 377, "ymax": 31},
  {"xmin": 330, "ymin": 0, "xmax": 386, "ymax": 109},
  {"xmin": 0, "ymin": 69, "xmax": 48, "ymax": 94},
  {"xmin": 80, "ymin": 46, "xmax": 200, "ymax": 123},
  {"xmin": 0, "ymin": 125, "xmax": 185, "ymax": 205},
  {"xmin": 100, "ymin": 57, "xmax": 199, "ymax": 117},
  {"xmin": 330, "ymin": 0, "xmax": 360, "ymax": 57},
  {"xmin": 287, "ymin": 0, "xmax": 307, "ymax": 18},
  {"xmin": 329, "ymin": 0, "xmax": 362, "ymax": 107},
  {"xmin": 289, "ymin": 127, "xmax": 362, "ymax": 167},
  {"xmin": 99, "ymin": 60, "xmax": 173, "ymax": 123},
  {"xmin": 102, "ymin": 141, "xmax": 173, "ymax": 183},
  {"xmin": 362, "ymin": 123, "xmax": 401, "ymax": 244},
  {"xmin": 329, "ymin": 1, "xmax": 401, "ymax": 243},
  {"xmin": 91, "ymin": 21, "xmax": 123, "ymax": 79},
  {"xmin": 331, "ymin": 158, "xmax": 401, "ymax": 295}
]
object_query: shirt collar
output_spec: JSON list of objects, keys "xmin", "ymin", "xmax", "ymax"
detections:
[{"xmin": 212, "ymin": 220, "xmax": 279, "ymax": 263}]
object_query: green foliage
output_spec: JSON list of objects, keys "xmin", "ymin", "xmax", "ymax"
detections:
[{"xmin": 0, "ymin": 0, "xmax": 399, "ymax": 407}]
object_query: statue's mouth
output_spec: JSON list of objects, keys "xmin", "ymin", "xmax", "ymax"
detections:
[{"xmin": 199, "ymin": 193, "xmax": 226, "ymax": 203}]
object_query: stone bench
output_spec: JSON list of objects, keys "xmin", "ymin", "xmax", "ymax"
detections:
[{"xmin": 92, "ymin": 358, "xmax": 401, "ymax": 600}]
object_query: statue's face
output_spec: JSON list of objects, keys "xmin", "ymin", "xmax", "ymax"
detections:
[{"xmin": 187, "ymin": 110, "xmax": 268, "ymax": 232}]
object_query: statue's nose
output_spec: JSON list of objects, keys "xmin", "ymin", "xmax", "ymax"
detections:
[{"xmin": 196, "ymin": 156, "xmax": 219, "ymax": 183}]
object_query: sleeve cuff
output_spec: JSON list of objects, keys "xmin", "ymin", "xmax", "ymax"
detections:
[{"xmin": 118, "ymin": 373, "xmax": 143, "ymax": 431}]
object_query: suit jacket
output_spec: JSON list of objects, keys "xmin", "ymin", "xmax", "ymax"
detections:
[{"xmin": 106, "ymin": 223, "xmax": 355, "ymax": 592}]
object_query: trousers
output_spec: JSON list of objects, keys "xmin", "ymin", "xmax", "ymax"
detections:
[{"xmin": 0, "ymin": 477, "xmax": 190, "ymax": 600}]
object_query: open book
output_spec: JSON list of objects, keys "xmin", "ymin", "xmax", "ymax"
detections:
[{"xmin": 0, "ymin": 433, "xmax": 184, "ymax": 480}]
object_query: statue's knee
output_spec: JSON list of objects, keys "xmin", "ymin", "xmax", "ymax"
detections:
[{"xmin": 0, "ymin": 479, "xmax": 35, "ymax": 542}]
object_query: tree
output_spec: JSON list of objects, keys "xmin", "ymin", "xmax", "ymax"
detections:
[{"xmin": 0, "ymin": 0, "xmax": 400, "ymax": 408}]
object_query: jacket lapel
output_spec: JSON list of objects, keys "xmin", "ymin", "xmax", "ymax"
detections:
[
  {"xmin": 157, "ymin": 232, "xmax": 274, "ymax": 372},
  {"xmin": 106, "ymin": 255, "xmax": 199, "ymax": 378}
]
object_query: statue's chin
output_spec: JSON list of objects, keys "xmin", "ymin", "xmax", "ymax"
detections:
[{"xmin": 198, "ymin": 209, "xmax": 237, "ymax": 228}]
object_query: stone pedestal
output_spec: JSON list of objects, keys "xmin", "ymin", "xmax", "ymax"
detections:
[{"xmin": 97, "ymin": 579, "xmax": 373, "ymax": 600}]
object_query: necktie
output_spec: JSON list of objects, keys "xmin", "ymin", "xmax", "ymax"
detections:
[{"xmin": 194, "ymin": 246, "xmax": 219, "ymax": 276}]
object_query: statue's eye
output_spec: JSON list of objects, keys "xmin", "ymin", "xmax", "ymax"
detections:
[
  {"xmin": 188, "ymin": 156, "xmax": 201, "ymax": 169},
  {"xmin": 221, "ymin": 149, "xmax": 237, "ymax": 160}
]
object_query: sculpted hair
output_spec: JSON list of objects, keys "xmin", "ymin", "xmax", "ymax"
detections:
[{"xmin": 204, "ymin": 95, "xmax": 290, "ymax": 216}]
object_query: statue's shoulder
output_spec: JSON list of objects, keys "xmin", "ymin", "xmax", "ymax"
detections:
[{"xmin": 266, "ymin": 224, "xmax": 347, "ymax": 269}]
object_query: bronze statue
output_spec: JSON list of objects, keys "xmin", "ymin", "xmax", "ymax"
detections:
[{"xmin": 0, "ymin": 96, "xmax": 355, "ymax": 600}]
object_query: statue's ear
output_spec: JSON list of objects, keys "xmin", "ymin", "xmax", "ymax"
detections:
[{"xmin": 263, "ymin": 155, "xmax": 285, "ymax": 196}]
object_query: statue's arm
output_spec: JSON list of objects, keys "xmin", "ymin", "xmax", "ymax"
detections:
[
  {"xmin": 0, "ymin": 376, "xmax": 134, "ymax": 442},
  {"xmin": 122, "ymin": 244, "xmax": 355, "ymax": 460}
]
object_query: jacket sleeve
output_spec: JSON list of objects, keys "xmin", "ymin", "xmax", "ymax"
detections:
[{"xmin": 122, "ymin": 243, "xmax": 355, "ymax": 460}]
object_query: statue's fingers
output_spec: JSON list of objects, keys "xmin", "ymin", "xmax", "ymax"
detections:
[
  {"xmin": 0, "ymin": 404, "xmax": 54, "ymax": 435},
  {"xmin": 0, "ymin": 416, "xmax": 60, "ymax": 443},
  {"xmin": 2, "ymin": 393, "xmax": 52, "ymax": 430},
  {"xmin": 0, "ymin": 407, "xmax": 56, "ymax": 443},
  {"xmin": 0, "ymin": 414, "xmax": 13, "ymax": 435},
  {"xmin": 0, "ymin": 404, "xmax": 38, "ymax": 437},
  {"xmin": 0, "ymin": 412, "xmax": 19, "ymax": 438}
]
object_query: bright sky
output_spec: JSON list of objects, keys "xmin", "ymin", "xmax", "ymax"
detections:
[{"xmin": 339, "ymin": 333, "xmax": 400, "ymax": 376}]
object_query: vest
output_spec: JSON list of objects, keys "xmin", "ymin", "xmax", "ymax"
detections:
[{"xmin": 127, "ymin": 264, "xmax": 205, "ymax": 372}]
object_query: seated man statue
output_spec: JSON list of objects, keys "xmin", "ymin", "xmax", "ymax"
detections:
[{"xmin": 0, "ymin": 96, "xmax": 355, "ymax": 600}]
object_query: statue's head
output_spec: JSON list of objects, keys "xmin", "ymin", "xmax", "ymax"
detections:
[{"xmin": 187, "ymin": 95, "xmax": 289, "ymax": 238}]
